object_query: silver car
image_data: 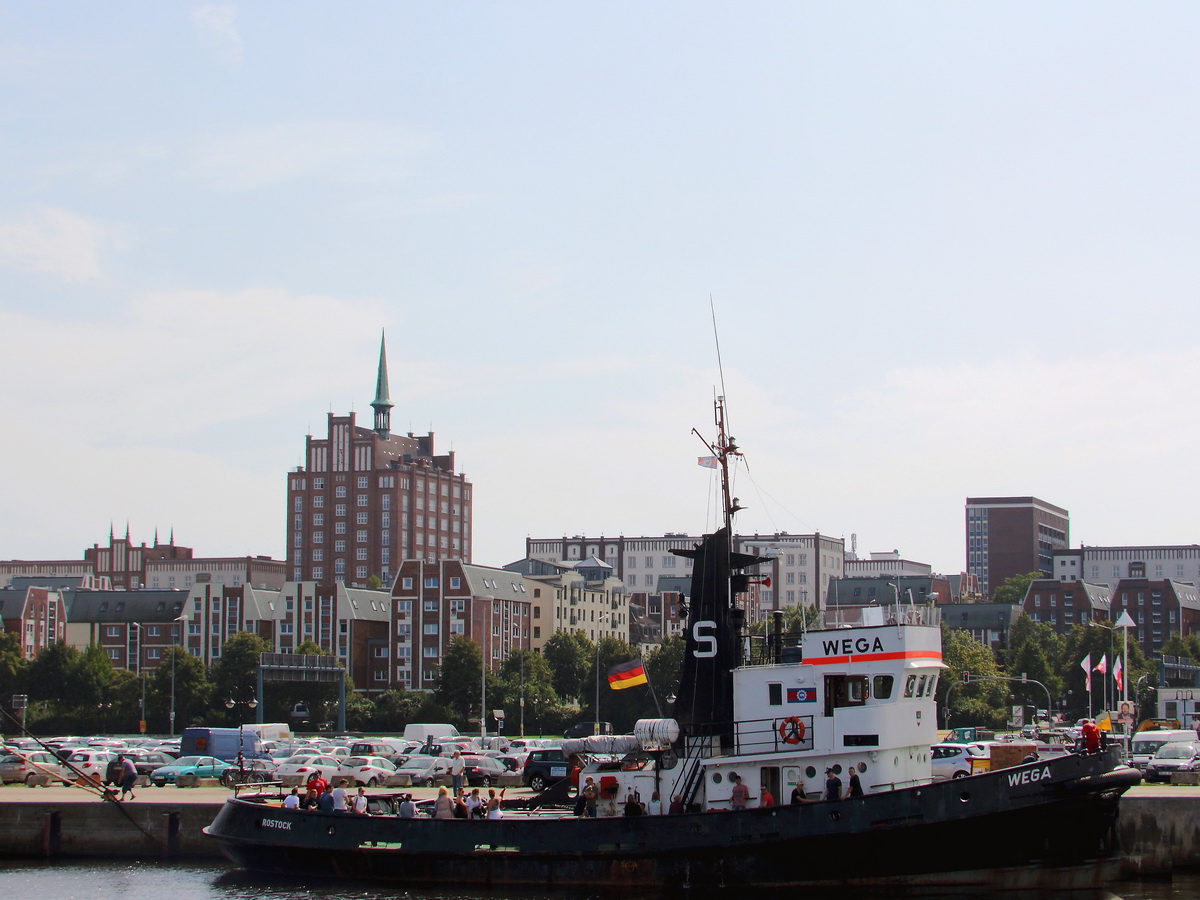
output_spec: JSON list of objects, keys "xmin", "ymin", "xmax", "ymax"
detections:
[
  {"xmin": 0, "ymin": 751, "xmax": 73, "ymax": 785},
  {"xmin": 1144, "ymin": 741, "xmax": 1200, "ymax": 783}
]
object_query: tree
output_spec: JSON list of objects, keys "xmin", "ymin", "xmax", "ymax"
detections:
[
  {"xmin": 494, "ymin": 650, "xmax": 557, "ymax": 734},
  {"xmin": 370, "ymin": 688, "xmax": 426, "ymax": 731},
  {"xmin": 210, "ymin": 632, "xmax": 272, "ymax": 723},
  {"xmin": 146, "ymin": 647, "xmax": 211, "ymax": 733},
  {"xmin": 1003, "ymin": 617, "xmax": 1064, "ymax": 706},
  {"xmin": 542, "ymin": 630, "xmax": 593, "ymax": 703},
  {"xmin": 436, "ymin": 636, "xmax": 488, "ymax": 723},
  {"xmin": 25, "ymin": 641, "xmax": 82, "ymax": 711},
  {"xmin": 937, "ymin": 627, "xmax": 1008, "ymax": 729},
  {"xmin": 991, "ymin": 572, "xmax": 1042, "ymax": 605},
  {"xmin": 645, "ymin": 636, "xmax": 685, "ymax": 712},
  {"xmin": 0, "ymin": 631, "xmax": 27, "ymax": 702}
]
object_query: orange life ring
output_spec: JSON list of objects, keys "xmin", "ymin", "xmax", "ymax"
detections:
[{"xmin": 778, "ymin": 716, "xmax": 805, "ymax": 744}]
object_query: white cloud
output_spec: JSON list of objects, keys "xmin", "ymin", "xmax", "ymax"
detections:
[
  {"xmin": 191, "ymin": 5, "xmax": 243, "ymax": 67},
  {"xmin": 0, "ymin": 206, "xmax": 106, "ymax": 282}
]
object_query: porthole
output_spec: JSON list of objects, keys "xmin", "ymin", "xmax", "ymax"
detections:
[
  {"xmin": 958, "ymin": 792, "xmax": 971, "ymax": 803},
  {"xmin": 712, "ymin": 772, "xmax": 723, "ymax": 784},
  {"xmin": 805, "ymin": 766, "xmax": 817, "ymax": 779},
  {"xmin": 856, "ymin": 762, "xmax": 867, "ymax": 774},
  {"xmin": 831, "ymin": 764, "xmax": 842, "ymax": 775}
]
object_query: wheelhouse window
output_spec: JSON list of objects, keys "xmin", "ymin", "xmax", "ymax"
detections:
[
  {"xmin": 823, "ymin": 674, "xmax": 869, "ymax": 716},
  {"xmin": 872, "ymin": 675, "xmax": 894, "ymax": 699}
]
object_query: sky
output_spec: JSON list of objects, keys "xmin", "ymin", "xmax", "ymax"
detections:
[{"xmin": 3, "ymin": 3, "xmax": 1199, "ymax": 577}]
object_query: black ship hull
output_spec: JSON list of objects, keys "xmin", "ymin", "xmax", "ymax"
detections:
[{"xmin": 204, "ymin": 749, "xmax": 1137, "ymax": 890}]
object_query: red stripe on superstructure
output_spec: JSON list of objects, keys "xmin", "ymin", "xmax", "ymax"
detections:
[{"xmin": 804, "ymin": 650, "xmax": 943, "ymax": 666}]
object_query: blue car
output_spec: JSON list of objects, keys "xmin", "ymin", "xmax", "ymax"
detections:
[{"xmin": 149, "ymin": 755, "xmax": 232, "ymax": 786}]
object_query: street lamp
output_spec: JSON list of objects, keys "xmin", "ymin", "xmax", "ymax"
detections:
[
  {"xmin": 225, "ymin": 695, "xmax": 259, "ymax": 781},
  {"xmin": 473, "ymin": 594, "xmax": 494, "ymax": 746},
  {"xmin": 593, "ymin": 613, "xmax": 612, "ymax": 734},
  {"xmin": 170, "ymin": 612, "xmax": 188, "ymax": 737},
  {"xmin": 129, "ymin": 622, "xmax": 147, "ymax": 735},
  {"xmin": 1114, "ymin": 611, "xmax": 1135, "ymax": 730}
]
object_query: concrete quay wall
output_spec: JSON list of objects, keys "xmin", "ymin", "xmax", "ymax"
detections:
[
  {"xmin": 0, "ymin": 785, "xmax": 1195, "ymax": 869},
  {"xmin": 1118, "ymin": 794, "xmax": 1200, "ymax": 875}
]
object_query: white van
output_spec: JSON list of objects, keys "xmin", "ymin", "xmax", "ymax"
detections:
[
  {"xmin": 1130, "ymin": 729, "xmax": 1196, "ymax": 771},
  {"xmin": 403, "ymin": 723, "xmax": 460, "ymax": 744}
]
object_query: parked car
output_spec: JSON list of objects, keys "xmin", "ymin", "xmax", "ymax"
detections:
[
  {"xmin": 0, "ymin": 751, "xmax": 73, "ymax": 785},
  {"xmin": 930, "ymin": 743, "xmax": 980, "ymax": 781},
  {"xmin": 563, "ymin": 721, "xmax": 613, "ymax": 740},
  {"xmin": 337, "ymin": 756, "xmax": 397, "ymax": 787},
  {"xmin": 522, "ymin": 748, "xmax": 571, "ymax": 792},
  {"xmin": 66, "ymin": 749, "xmax": 118, "ymax": 781},
  {"xmin": 460, "ymin": 755, "xmax": 506, "ymax": 786},
  {"xmin": 274, "ymin": 754, "xmax": 344, "ymax": 781},
  {"xmin": 1144, "ymin": 741, "xmax": 1200, "ymax": 783},
  {"xmin": 395, "ymin": 755, "xmax": 452, "ymax": 786},
  {"xmin": 149, "ymin": 755, "xmax": 232, "ymax": 786}
]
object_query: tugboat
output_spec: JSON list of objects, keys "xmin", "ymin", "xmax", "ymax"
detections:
[{"xmin": 204, "ymin": 396, "xmax": 1138, "ymax": 890}]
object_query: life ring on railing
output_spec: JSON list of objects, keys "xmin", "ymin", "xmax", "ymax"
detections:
[{"xmin": 778, "ymin": 717, "xmax": 805, "ymax": 744}]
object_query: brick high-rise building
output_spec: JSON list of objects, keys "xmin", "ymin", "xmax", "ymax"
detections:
[
  {"xmin": 286, "ymin": 334, "xmax": 472, "ymax": 588},
  {"xmin": 965, "ymin": 496, "xmax": 1069, "ymax": 599}
]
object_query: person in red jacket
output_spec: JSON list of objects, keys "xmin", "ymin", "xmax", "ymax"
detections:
[{"xmin": 1081, "ymin": 720, "xmax": 1101, "ymax": 754}]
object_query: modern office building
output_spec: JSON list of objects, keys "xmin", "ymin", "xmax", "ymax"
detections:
[
  {"xmin": 965, "ymin": 496, "xmax": 1069, "ymax": 599},
  {"xmin": 286, "ymin": 334, "xmax": 473, "ymax": 588}
]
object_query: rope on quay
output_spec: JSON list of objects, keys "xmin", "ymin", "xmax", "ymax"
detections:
[{"xmin": 0, "ymin": 707, "xmax": 169, "ymax": 851}]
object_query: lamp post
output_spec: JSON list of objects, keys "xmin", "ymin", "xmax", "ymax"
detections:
[
  {"xmin": 593, "ymin": 614, "xmax": 612, "ymax": 734},
  {"xmin": 170, "ymin": 612, "xmax": 188, "ymax": 737},
  {"xmin": 225, "ymin": 695, "xmax": 259, "ymax": 781},
  {"xmin": 129, "ymin": 622, "xmax": 146, "ymax": 734},
  {"xmin": 473, "ymin": 595, "xmax": 494, "ymax": 746},
  {"xmin": 1114, "ymin": 610, "xmax": 1135, "ymax": 727}
]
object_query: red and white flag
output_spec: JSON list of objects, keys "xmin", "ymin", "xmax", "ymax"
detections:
[
  {"xmin": 1094, "ymin": 654, "xmax": 1108, "ymax": 676},
  {"xmin": 697, "ymin": 456, "xmax": 719, "ymax": 469},
  {"xmin": 1081, "ymin": 654, "xmax": 1091, "ymax": 691},
  {"xmin": 1114, "ymin": 655, "xmax": 1123, "ymax": 691}
]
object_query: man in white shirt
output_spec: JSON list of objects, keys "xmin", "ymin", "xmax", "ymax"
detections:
[
  {"xmin": 283, "ymin": 788, "xmax": 300, "ymax": 809},
  {"xmin": 331, "ymin": 779, "xmax": 350, "ymax": 812},
  {"xmin": 450, "ymin": 750, "xmax": 465, "ymax": 793}
]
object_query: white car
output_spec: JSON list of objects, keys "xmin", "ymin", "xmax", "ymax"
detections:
[
  {"xmin": 337, "ymin": 756, "xmax": 397, "ymax": 787},
  {"xmin": 396, "ymin": 755, "xmax": 452, "ymax": 786},
  {"xmin": 66, "ymin": 749, "xmax": 118, "ymax": 781},
  {"xmin": 930, "ymin": 743, "xmax": 981, "ymax": 781},
  {"xmin": 274, "ymin": 754, "xmax": 343, "ymax": 781}
]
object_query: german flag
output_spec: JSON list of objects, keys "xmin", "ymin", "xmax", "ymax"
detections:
[{"xmin": 607, "ymin": 658, "xmax": 648, "ymax": 690}]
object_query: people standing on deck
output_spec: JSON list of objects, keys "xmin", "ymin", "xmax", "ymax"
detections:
[
  {"xmin": 623, "ymin": 791, "xmax": 644, "ymax": 816},
  {"xmin": 331, "ymin": 779, "xmax": 350, "ymax": 811},
  {"xmin": 1081, "ymin": 720, "xmax": 1101, "ymax": 754},
  {"xmin": 581, "ymin": 777, "xmax": 598, "ymax": 817},
  {"xmin": 790, "ymin": 783, "xmax": 806, "ymax": 804},
  {"xmin": 318, "ymin": 784, "xmax": 336, "ymax": 812},
  {"xmin": 824, "ymin": 768, "xmax": 842, "ymax": 801},
  {"xmin": 486, "ymin": 788, "xmax": 506, "ymax": 819},
  {"xmin": 454, "ymin": 791, "xmax": 469, "ymax": 818},
  {"xmin": 729, "ymin": 774, "xmax": 749, "ymax": 809},
  {"xmin": 283, "ymin": 788, "xmax": 301, "ymax": 809},
  {"xmin": 759, "ymin": 784, "xmax": 775, "ymax": 807},
  {"xmin": 398, "ymin": 794, "xmax": 417, "ymax": 818},
  {"xmin": 645, "ymin": 790, "xmax": 663, "ymax": 815},
  {"xmin": 844, "ymin": 764, "xmax": 863, "ymax": 799},
  {"xmin": 466, "ymin": 787, "xmax": 484, "ymax": 818},
  {"xmin": 300, "ymin": 788, "xmax": 319, "ymax": 810},
  {"xmin": 353, "ymin": 786, "xmax": 369, "ymax": 814},
  {"xmin": 450, "ymin": 750, "xmax": 465, "ymax": 794},
  {"xmin": 668, "ymin": 793, "xmax": 685, "ymax": 814},
  {"xmin": 433, "ymin": 786, "xmax": 455, "ymax": 819},
  {"xmin": 306, "ymin": 770, "xmax": 328, "ymax": 797}
]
